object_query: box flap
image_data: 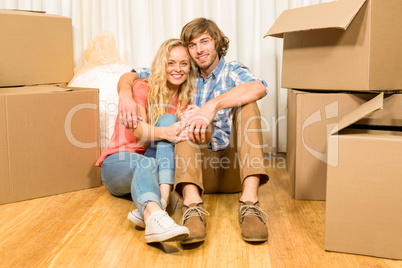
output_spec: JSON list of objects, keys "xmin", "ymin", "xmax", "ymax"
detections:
[
  {"xmin": 330, "ymin": 93, "xmax": 384, "ymax": 135},
  {"xmin": 0, "ymin": 86, "xmax": 71, "ymax": 96},
  {"xmin": 0, "ymin": 9, "xmax": 45, "ymax": 14},
  {"xmin": 264, "ymin": 0, "xmax": 367, "ymax": 38}
]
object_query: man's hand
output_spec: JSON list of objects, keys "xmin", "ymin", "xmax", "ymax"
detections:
[
  {"xmin": 178, "ymin": 104, "xmax": 199, "ymax": 122},
  {"xmin": 117, "ymin": 72, "xmax": 141, "ymax": 129},
  {"xmin": 178, "ymin": 102, "xmax": 216, "ymax": 144},
  {"xmin": 118, "ymin": 91, "xmax": 143, "ymax": 129}
]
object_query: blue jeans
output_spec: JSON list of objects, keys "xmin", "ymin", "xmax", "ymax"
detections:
[{"xmin": 101, "ymin": 114, "xmax": 178, "ymax": 215}]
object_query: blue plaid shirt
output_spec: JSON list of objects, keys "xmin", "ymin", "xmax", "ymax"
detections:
[{"xmin": 133, "ymin": 57, "xmax": 268, "ymax": 151}]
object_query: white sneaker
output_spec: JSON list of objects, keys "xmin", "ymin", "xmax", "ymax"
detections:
[
  {"xmin": 128, "ymin": 198, "xmax": 167, "ymax": 228},
  {"xmin": 145, "ymin": 210, "xmax": 189, "ymax": 243}
]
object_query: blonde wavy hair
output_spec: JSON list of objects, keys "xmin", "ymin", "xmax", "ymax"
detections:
[{"xmin": 147, "ymin": 39, "xmax": 197, "ymax": 125}]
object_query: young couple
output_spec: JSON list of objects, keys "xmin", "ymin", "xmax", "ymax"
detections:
[{"xmin": 96, "ymin": 18, "xmax": 270, "ymax": 245}]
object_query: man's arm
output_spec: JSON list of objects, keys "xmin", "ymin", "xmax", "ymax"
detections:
[
  {"xmin": 205, "ymin": 81, "xmax": 266, "ymax": 112},
  {"xmin": 117, "ymin": 72, "xmax": 140, "ymax": 129},
  {"xmin": 181, "ymin": 81, "xmax": 266, "ymax": 143},
  {"xmin": 117, "ymin": 72, "xmax": 137, "ymax": 94}
]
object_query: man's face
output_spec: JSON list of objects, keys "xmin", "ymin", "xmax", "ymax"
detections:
[{"xmin": 187, "ymin": 33, "xmax": 219, "ymax": 73}]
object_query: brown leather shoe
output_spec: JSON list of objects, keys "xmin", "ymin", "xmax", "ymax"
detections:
[
  {"xmin": 180, "ymin": 203, "xmax": 209, "ymax": 244},
  {"xmin": 238, "ymin": 201, "xmax": 269, "ymax": 242}
]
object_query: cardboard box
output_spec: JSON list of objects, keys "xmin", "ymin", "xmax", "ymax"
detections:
[
  {"xmin": 325, "ymin": 93, "xmax": 402, "ymax": 260},
  {"xmin": 0, "ymin": 9, "xmax": 74, "ymax": 87},
  {"xmin": 0, "ymin": 86, "xmax": 101, "ymax": 205},
  {"xmin": 265, "ymin": 0, "xmax": 402, "ymax": 91},
  {"xmin": 287, "ymin": 89, "xmax": 402, "ymax": 200}
]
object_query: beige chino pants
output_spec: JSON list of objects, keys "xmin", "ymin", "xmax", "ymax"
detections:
[{"xmin": 174, "ymin": 102, "xmax": 269, "ymax": 195}]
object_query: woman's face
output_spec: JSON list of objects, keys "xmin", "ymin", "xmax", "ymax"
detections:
[{"xmin": 166, "ymin": 46, "xmax": 191, "ymax": 90}]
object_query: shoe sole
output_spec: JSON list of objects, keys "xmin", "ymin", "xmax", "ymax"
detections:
[
  {"xmin": 145, "ymin": 230, "xmax": 190, "ymax": 243},
  {"xmin": 238, "ymin": 222, "xmax": 268, "ymax": 242},
  {"xmin": 180, "ymin": 234, "xmax": 207, "ymax": 244},
  {"xmin": 127, "ymin": 211, "xmax": 145, "ymax": 228},
  {"xmin": 241, "ymin": 234, "xmax": 268, "ymax": 242}
]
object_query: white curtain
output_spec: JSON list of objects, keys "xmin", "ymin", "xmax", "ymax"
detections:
[{"xmin": 0, "ymin": 0, "xmax": 334, "ymax": 153}]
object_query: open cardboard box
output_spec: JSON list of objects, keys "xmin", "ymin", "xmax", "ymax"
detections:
[
  {"xmin": 265, "ymin": 0, "xmax": 402, "ymax": 91},
  {"xmin": 325, "ymin": 93, "xmax": 402, "ymax": 259},
  {"xmin": 0, "ymin": 9, "xmax": 74, "ymax": 87},
  {"xmin": 287, "ymin": 89, "xmax": 402, "ymax": 200},
  {"xmin": 0, "ymin": 86, "xmax": 101, "ymax": 205}
]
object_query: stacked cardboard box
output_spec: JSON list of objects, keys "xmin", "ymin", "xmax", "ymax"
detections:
[
  {"xmin": 285, "ymin": 90, "xmax": 402, "ymax": 200},
  {"xmin": 0, "ymin": 10, "xmax": 101, "ymax": 205},
  {"xmin": 265, "ymin": 0, "xmax": 402, "ymax": 260}
]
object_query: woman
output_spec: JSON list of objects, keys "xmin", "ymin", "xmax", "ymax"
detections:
[{"xmin": 95, "ymin": 39, "xmax": 197, "ymax": 243}]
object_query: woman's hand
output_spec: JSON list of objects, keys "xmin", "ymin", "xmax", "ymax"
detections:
[
  {"xmin": 163, "ymin": 122, "xmax": 189, "ymax": 143},
  {"xmin": 178, "ymin": 101, "xmax": 216, "ymax": 144}
]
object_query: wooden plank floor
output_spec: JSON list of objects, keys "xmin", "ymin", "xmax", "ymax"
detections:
[{"xmin": 0, "ymin": 154, "xmax": 401, "ymax": 268}]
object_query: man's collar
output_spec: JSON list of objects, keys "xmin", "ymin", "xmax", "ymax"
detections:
[
  {"xmin": 197, "ymin": 57, "xmax": 225, "ymax": 79},
  {"xmin": 211, "ymin": 57, "xmax": 225, "ymax": 78}
]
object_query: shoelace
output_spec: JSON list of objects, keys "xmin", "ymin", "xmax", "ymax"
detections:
[
  {"xmin": 239, "ymin": 204, "xmax": 269, "ymax": 222},
  {"xmin": 154, "ymin": 211, "xmax": 178, "ymax": 229},
  {"xmin": 182, "ymin": 206, "xmax": 210, "ymax": 225}
]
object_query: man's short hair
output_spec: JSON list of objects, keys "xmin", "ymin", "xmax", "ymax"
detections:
[{"xmin": 180, "ymin": 17, "xmax": 230, "ymax": 58}]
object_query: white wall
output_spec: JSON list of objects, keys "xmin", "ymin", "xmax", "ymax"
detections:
[{"xmin": 0, "ymin": 0, "xmax": 334, "ymax": 152}]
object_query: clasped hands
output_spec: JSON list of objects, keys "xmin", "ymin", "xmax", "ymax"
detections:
[{"xmin": 119, "ymin": 98, "xmax": 213, "ymax": 144}]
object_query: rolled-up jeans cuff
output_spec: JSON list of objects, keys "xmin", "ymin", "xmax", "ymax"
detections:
[
  {"xmin": 138, "ymin": 192, "xmax": 162, "ymax": 215},
  {"xmin": 159, "ymin": 169, "xmax": 174, "ymax": 185}
]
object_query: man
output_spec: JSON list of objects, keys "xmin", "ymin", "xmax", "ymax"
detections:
[{"xmin": 117, "ymin": 18, "xmax": 269, "ymax": 244}]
